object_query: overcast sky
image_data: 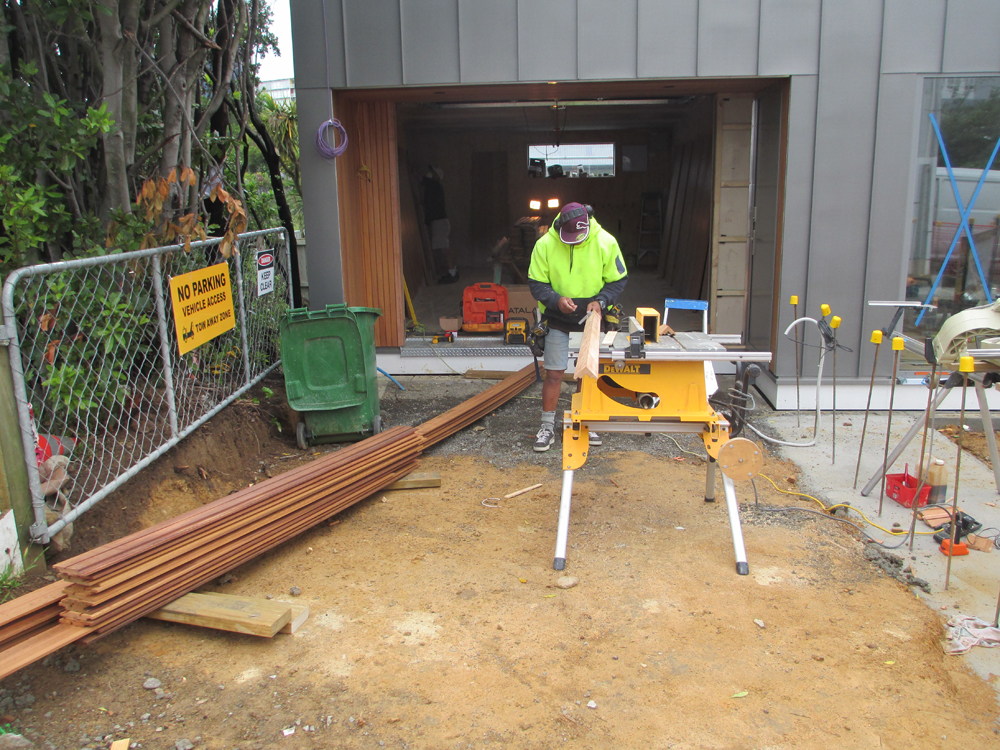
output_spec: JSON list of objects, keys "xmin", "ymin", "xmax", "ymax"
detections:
[{"xmin": 259, "ymin": 0, "xmax": 294, "ymax": 82}]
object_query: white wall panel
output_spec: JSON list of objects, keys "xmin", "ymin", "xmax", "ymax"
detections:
[
  {"xmin": 459, "ymin": 0, "xmax": 519, "ymax": 82},
  {"xmin": 758, "ymin": 0, "xmax": 820, "ymax": 76},
  {"xmin": 343, "ymin": 0, "xmax": 403, "ymax": 87},
  {"xmin": 943, "ymin": 0, "xmax": 1000, "ymax": 73},
  {"xmin": 881, "ymin": 0, "xmax": 945, "ymax": 73},
  {"xmin": 518, "ymin": 0, "xmax": 577, "ymax": 81},
  {"xmin": 290, "ymin": 0, "xmax": 346, "ymax": 89},
  {"xmin": 578, "ymin": 0, "xmax": 637, "ymax": 80},
  {"xmin": 697, "ymin": 0, "xmax": 759, "ymax": 77},
  {"xmin": 807, "ymin": 0, "xmax": 884, "ymax": 378},
  {"xmin": 401, "ymin": 0, "xmax": 460, "ymax": 84},
  {"xmin": 636, "ymin": 0, "xmax": 697, "ymax": 78}
]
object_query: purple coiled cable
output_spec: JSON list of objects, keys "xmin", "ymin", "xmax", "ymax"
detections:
[{"xmin": 315, "ymin": 118, "xmax": 348, "ymax": 159}]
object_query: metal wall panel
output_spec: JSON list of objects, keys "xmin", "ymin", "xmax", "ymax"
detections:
[
  {"xmin": 343, "ymin": 0, "xmax": 403, "ymax": 87},
  {"xmin": 401, "ymin": 0, "xmax": 460, "ymax": 84},
  {"xmin": 943, "ymin": 0, "xmax": 1000, "ymax": 73},
  {"xmin": 806, "ymin": 0, "xmax": 884, "ymax": 378},
  {"xmin": 298, "ymin": 88, "xmax": 346, "ymax": 307},
  {"xmin": 697, "ymin": 0, "xmax": 759, "ymax": 77},
  {"xmin": 881, "ymin": 0, "xmax": 945, "ymax": 74},
  {"xmin": 862, "ymin": 74, "xmax": 922, "ymax": 376},
  {"xmin": 458, "ymin": 0, "xmax": 519, "ymax": 83},
  {"xmin": 758, "ymin": 0, "xmax": 821, "ymax": 76},
  {"xmin": 775, "ymin": 76, "xmax": 818, "ymax": 378},
  {"xmin": 290, "ymin": 0, "xmax": 346, "ymax": 89},
  {"xmin": 518, "ymin": 0, "xmax": 577, "ymax": 81},
  {"xmin": 578, "ymin": 0, "xmax": 637, "ymax": 80},
  {"xmin": 636, "ymin": 0, "xmax": 697, "ymax": 78}
]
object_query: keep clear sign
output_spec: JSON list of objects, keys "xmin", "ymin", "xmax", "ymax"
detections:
[
  {"xmin": 169, "ymin": 262, "xmax": 236, "ymax": 355},
  {"xmin": 257, "ymin": 248, "xmax": 275, "ymax": 296}
]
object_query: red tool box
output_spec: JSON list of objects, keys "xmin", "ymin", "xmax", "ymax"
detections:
[{"xmin": 462, "ymin": 283, "xmax": 508, "ymax": 333}]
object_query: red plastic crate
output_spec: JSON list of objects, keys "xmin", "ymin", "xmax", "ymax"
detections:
[{"xmin": 885, "ymin": 466, "xmax": 931, "ymax": 508}]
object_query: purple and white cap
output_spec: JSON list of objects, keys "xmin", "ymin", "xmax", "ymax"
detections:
[{"xmin": 558, "ymin": 203, "xmax": 591, "ymax": 245}]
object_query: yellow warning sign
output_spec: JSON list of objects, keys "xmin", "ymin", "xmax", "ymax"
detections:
[{"xmin": 169, "ymin": 263, "xmax": 236, "ymax": 355}]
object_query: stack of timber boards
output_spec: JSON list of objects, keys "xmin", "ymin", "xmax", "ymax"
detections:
[
  {"xmin": 0, "ymin": 367, "xmax": 538, "ymax": 678},
  {"xmin": 53, "ymin": 426, "xmax": 424, "ymax": 641},
  {"xmin": 417, "ymin": 363, "xmax": 537, "ymax": 446}
]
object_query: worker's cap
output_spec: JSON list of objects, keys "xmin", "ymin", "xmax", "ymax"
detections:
[{"xmin": 557, "ymin": 202, "xmax": 591, "ymax": 245}]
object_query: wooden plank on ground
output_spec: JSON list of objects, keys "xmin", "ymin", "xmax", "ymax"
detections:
[
  {"xmin": 279, "ymin": 603, "xmax": 310, "ymax": 634},
  {"xmin": 0, "ymin": 623, "xmax": 86, "ymax": 681},
  {"xmin": 146, "ymin": 592, "xmax": 292, "ymax": 637},
  {"xmin": 386, "ymin": 471, "xmax": 441, "ymax": 490}
]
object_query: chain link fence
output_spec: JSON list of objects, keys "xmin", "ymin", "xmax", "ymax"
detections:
[{"xmin": 1, "ymin": 228, "xmax": 292, "ymax": 543}]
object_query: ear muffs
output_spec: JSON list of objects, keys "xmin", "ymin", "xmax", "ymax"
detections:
[{"xmin": 553, "ymin": 205, "xmax": 594, "ymax": 229}]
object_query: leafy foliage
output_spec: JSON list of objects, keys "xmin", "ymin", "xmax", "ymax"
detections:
[{"xmin": 939, "ymin": 85, "xmax": 1000, "ymax": 168}]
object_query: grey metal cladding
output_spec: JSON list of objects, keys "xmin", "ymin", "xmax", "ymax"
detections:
[
  {"xmin": 807, "ymin": 0, "xmax": 884, "ymax": 377},
  {"xmin": 758, "ymin": 0, "xmax": 821, "ymax": 76},
  {"xmin": 697, "ymin": 0, "xmax": 759, "ymax": 77},
  {"xmin": 518, "ymin": 0, "xmax": 578, "ymax": 81},
  {"xmin": 881, "ymin": 0, "xmax": 945, "ymax": 74},
  {"xmin": 343, "ymin": 0, "xmax": 403, "ymax": 87},
  {"xmin": 459, "ymin": 0, "xmax": 519, "ymax": 83},
  {"xmin": 636, "ymin": 0, "xmax": 698, "ymax": 78},
  {"xmin": 776, "ymin": 75, "xmax": 818, "ymax": 378},
  {"xmin": 862, "ymin": 75, "xmax": 922, "ymax": 376},
  {"xmin": 401, "ymin": 0, "xmax": 461, "ymax": 84},
  {"xmin": 578, "ymin": 0, "xmax": 637, "ymax": 80},
  {"xmin": 290, "ymin": 0, "xmax": 346, "ymax": 89},
  {"xmin": 942, "ymin": 0, "xmax": 1000, "ymax": 73}
]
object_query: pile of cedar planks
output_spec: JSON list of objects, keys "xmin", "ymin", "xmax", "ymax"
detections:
[{"xmin": 0, "ymin": 365, "xmax": 537, "ymax": 680}]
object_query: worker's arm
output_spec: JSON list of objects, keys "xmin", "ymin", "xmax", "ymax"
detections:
[
  {"xmin": 595, "ymin": 276, "xmax": 627, "ymax": 309},
  {"xmin": 528, "ymin": 278, "xmax": 563, "ymax": 311}
]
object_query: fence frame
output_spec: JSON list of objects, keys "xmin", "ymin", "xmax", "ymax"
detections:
[{"xmin": 1, "ymin": 228, "xmax": 293, "ymax": 543}]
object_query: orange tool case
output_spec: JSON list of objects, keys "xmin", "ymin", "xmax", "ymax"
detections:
[{"xmin": 462, "ymin": 283, "xmax": 508, "ymax": 332}]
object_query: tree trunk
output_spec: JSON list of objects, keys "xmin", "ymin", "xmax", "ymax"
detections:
[
  {"xmin": 96, "ymin": 0, "xmax": 132, "ymax": 219},
  {"xmin": 120, "ymin": 0, "xmax": 141, "ymax": 167}
]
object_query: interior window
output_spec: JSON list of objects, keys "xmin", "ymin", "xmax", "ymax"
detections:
[{"xmin": 528, "ymin": 143, "xmax": 615, "ymax": 178}]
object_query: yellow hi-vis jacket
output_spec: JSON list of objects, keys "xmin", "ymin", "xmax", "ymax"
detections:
[{"xmin": 527, "ymin": 215, "xmax": 628, "ymax": 316}]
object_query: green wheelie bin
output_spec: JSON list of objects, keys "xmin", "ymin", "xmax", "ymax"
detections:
[{"xmin": 279, "ymin": 304, "xmax": 382, "ymax": 447}]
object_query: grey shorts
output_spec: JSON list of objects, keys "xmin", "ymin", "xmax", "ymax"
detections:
[{"xmin": 543, "ymin": 328, "xmax": 570, "ymax": 372}]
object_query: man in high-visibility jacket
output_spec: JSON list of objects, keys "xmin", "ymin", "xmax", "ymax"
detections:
[{"xmin": 527, "ymin": 202, "xmax": 628, "ymax": 452}]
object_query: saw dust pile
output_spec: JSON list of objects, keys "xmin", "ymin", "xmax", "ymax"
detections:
[{"xmin": 2, "ymin": 383, "xmax": 998, "ymax": 749}]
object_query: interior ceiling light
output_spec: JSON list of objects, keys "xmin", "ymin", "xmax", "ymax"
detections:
[
  {"xmin": 529, "ymin": 199, "xmax": 542, "ymax": 210},
  {"xmin": 547, "ymin": 198, "xmax": 560, "ymax": 208},
  {"xmin": 434, "ymin": 98, "xmax": 688, "ymax": 110}
]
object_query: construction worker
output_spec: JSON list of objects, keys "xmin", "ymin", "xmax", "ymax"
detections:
[
  {"xmin": 527, "ymin": 202, "xmax": 628, "ymax": 452},
  {"xmin": 420, "ymin": 166, "xmax": 459, "ymax": 284}
]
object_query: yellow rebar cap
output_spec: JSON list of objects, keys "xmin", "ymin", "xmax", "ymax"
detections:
[
  {"xmin": 830, "ymin": 315, "xmax": 841, "ymax": 329},
  {"xmin": 870, "ymin": 330, "xmax": 883, "ymax": 344},
  {"xmin": 789, "ymin": 295, "xmax": 799, "ymax": 305},
  {"xmin": 892, "ymin": 337, "xmax": 904, "ymax": 351},
  {"xmin": 820, "ymin": 304, "xmax": 831, "ymax": 317},
  {"xmin": 960, "ymin": 355, "xmax": 975, "ymax": 373}
]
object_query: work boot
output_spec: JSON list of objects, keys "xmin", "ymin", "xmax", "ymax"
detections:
[
  {"xmin": 533, "ymin": 424, "xmax": 555, "ymax": 452},
  {"xmin": 589, "ymin": 431, "xmax": 602, "ymax": 446}
]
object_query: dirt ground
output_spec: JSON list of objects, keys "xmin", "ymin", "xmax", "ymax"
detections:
[{"xmin": 2, "ymin": 375, "xmax": 1000, "ymax": 749}]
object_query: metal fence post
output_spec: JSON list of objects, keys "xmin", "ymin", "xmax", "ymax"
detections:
[
  {"xmin": 151, "ymin": 254, "xmax": 180, "ymax": 439},
  {"xmin": 233, "ymin": 246, "xmax": 253, "ymax": 384}
]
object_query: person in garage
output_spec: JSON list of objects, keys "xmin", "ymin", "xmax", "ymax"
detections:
[{"xmin": 527, "ymin": 202, "xmax": 628, "ymax": 452}]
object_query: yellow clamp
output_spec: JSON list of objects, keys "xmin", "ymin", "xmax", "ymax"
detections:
[
  {"xmin": 892, "ymin": 337, "xmax": 904, "ymax": 351},
  {"xmin": 830, "ymin": 315, "xmax": 841, "ymax": 330},
  {"xmin": 960, "ymin": 355, "xmax": 975, "ymax": 373},
  {"xmin": 871, "ymin": 330, "xmax": 883, "ymax": 344},
  {"xmin": 820, "ymin": 304, "xmax": 831, "ymax": 317},
  {"xmin": 789, "ymin": 295, "xmax": 799, "ymax": 306}
]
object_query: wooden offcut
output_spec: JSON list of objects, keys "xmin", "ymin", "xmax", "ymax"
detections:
[
  {"xmin": 387, "ymin": 471, "xmax": 442, "ymax": 490},
  {"xmin": 280, "ymin": 603, "xmax": 310, "ymax": 634},
  {"xmin": 147, "ymin": 592, "xmax": 293, "ymax": 637}
]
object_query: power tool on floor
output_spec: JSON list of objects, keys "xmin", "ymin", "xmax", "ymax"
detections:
[{"xmin": 432, "ymin": 332, "xmax": 455, "ymax": 344}]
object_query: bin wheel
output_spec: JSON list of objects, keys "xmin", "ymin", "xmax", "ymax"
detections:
[
  {"xmin": 296, "ymin": 421, "xmax": 309, "ymax": 451},
  {"xmin": 373, "ymin": 415, "xmax": 382, "ymax": 434}
]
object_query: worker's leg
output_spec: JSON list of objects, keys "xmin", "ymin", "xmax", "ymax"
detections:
[{"xmin": 534, "ymin": 329, "xmax": 568, "ymax": 452}]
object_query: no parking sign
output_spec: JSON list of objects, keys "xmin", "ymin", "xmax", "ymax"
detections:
[{"xmin": 256, "ymin": 249, "xmax": 275, "ymax": 296}]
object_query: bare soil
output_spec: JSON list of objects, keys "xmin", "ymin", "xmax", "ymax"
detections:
[{"xmin": 3, "ymin": 377, "xmax": 999, "ymax": 749}]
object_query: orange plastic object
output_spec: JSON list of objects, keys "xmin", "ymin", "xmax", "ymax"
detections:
[{"xmin": 939, "ymin": 539, "xmax": 969, "ymax": 556}]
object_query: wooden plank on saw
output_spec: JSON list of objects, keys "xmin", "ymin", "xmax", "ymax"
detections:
[
  {"xmin": 386, "ymin": 471, "xmax": 441, "ymax": 490},
  {"xmin": 146, "ymin": 592, "xmax": 292, "ymax": 637}
]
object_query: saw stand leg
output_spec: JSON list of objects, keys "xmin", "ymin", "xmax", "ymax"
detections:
[
  {"xmin": 705, "ymin": 457, "xmax": 717, "ymax": 502},
  {"xmin": 722, "ymin": 473, "xmax": 750, "ymax": 575},
  {"xmin": 553, "ymin": 470, "xmax": 574, "ymax": 571}
]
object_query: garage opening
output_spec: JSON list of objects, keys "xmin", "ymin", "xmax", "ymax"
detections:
[{"xmin": 333, "ymin": 79, "xmax": 787, "ymax": 358}]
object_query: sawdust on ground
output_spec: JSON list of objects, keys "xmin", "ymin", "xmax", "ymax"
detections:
[{"xmin": 3, "ymin": 380, "xmax": 999, "ymax": 749}]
